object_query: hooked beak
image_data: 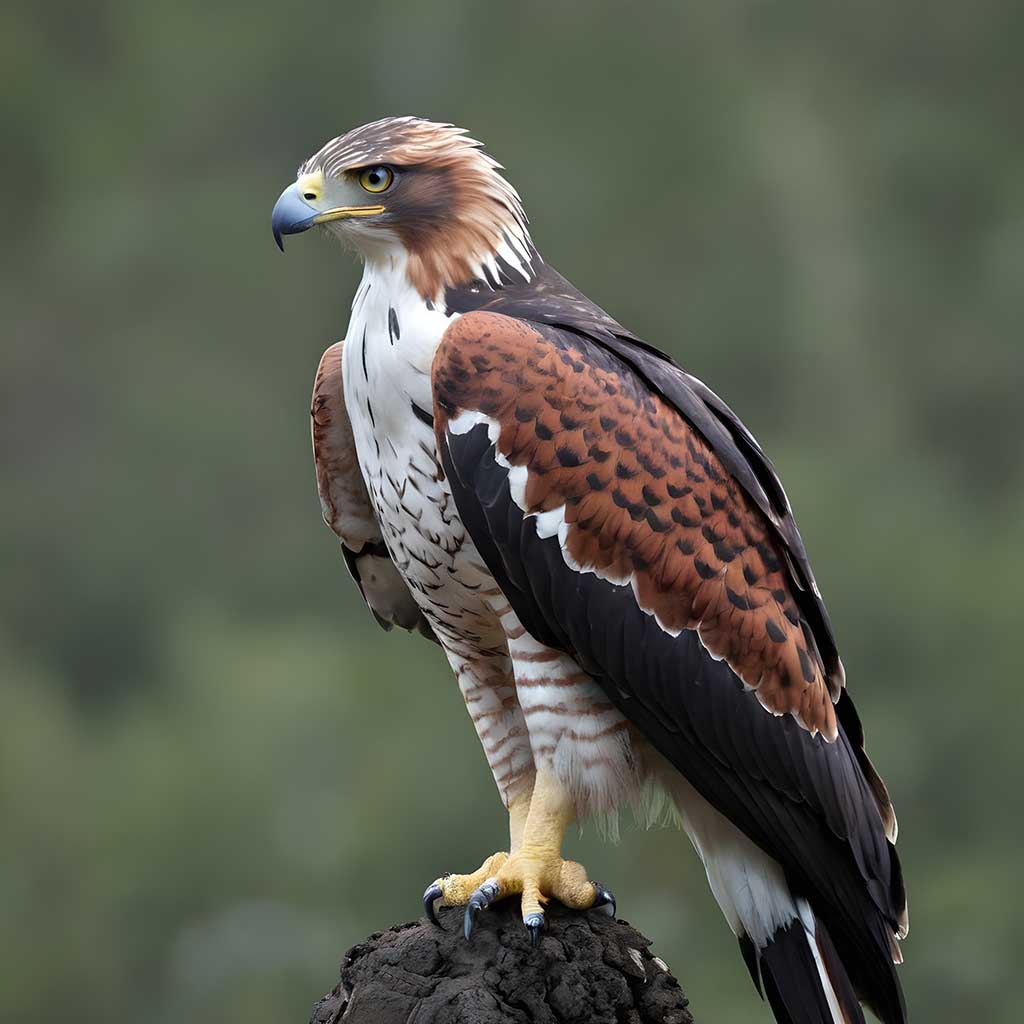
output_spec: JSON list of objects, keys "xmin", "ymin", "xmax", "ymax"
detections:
[
  {"xmin": 271, "ymin": 183, "xmax": 316, "ymax": 251},
  {"xmin": 271, "ymin": 183, "xmax": 385, "ymax": 251}
]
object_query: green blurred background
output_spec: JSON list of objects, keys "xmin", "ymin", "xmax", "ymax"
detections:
[{"xmin": 3, "ymin": 1, "xmax": 1021, "ymax": 1021}]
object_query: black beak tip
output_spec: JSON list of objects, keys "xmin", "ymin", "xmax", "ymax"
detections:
[{"xmin": 273, "ymin": 228, "xmax": 285, "ymax": 252}]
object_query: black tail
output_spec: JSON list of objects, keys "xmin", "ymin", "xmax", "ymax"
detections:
[{"xmin": 739, "ymin": 903, "xmax": 901, "ymax": 1024}]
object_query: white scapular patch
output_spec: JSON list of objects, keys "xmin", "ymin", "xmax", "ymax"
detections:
[
  {"xmin": 448, "ymin": 408, "xmax": 499, "ymax": 438},
  {"xmin": 447, "ymin": 409, "xmax": 534, "ymax": 513},
  {"xmin": 532, "ymin": 507, "xmax": 564, "ymax": 540}
]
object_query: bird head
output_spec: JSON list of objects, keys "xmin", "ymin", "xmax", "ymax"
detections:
[{"xmin": 271, "ymin": 116, "xmax": 533, "ymax": 300}]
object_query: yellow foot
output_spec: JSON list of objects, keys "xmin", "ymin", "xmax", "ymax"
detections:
[
  {"xmin": 423, "ymin": 849, "xmax": 615, "ymax": 944},
  {"xmin": 423, "ymin": 769, "xmax": 615, "ymax": 945},
  {"xmin": 423, "ymin": 851, "xmax": 510, "ymax": 922},
  {"xmin": 467, "ymin": 847, "xmax": 615, "ymax": 945}
]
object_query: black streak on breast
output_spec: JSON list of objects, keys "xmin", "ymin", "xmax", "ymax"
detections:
[{"xmin": 411, "ymin": 401, "xmax": 435, "ymax": 428}]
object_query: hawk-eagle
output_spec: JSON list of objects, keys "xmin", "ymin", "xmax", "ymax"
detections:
[{"xmin": 272, "ymin": 117, "xmax": 907, "ymax": 1024}]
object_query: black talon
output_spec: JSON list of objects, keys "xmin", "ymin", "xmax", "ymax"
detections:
[
  {"xmin": 592, "ymin": 882, "xmax": 617, "ymax": 918},
  {"xmin": 423, "ymin": 882, "xmax": 443, "ymax": 926},
  {"xmin": 463, "ymin": 879, "xmax": 500, "ymax": 942},
  {"xmin": 524, "ymin": 911, "xmax": 544, "ymax": 947},
  {"xmin": 463, "ymin": 903, "xmax": 478, "ymax": 941}
]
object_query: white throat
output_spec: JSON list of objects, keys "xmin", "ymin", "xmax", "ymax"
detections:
[{"xmin": 342, "ymin": 246, "xmax": 453, "ymax": 425}]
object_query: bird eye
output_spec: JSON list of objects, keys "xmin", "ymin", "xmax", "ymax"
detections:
[{"xmin": 358, "ymin": 166, "xmax": 394, "ymax": 194}]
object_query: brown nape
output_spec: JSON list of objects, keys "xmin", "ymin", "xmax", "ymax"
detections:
[
  {"xmin": 302, "ymin": 117, "xmax": 530, "ymax": 299},
  {"xmin": 387, "ymin": 163, "xmax": 514, "ymax": 299}
]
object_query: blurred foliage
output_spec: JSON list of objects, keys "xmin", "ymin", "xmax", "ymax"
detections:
[{"xmin": 2, "ymin": 1, "xmax": 1022, "ymax": 1021}]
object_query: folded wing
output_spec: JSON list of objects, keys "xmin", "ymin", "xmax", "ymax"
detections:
[{"xmin": 312, "ymin": 342, "xmax": 436, "ymax": 642}]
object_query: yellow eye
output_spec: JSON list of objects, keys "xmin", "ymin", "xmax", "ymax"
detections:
[{"xmin": 358, "ymin": 166, "xmax": 394, "ymax": 194}]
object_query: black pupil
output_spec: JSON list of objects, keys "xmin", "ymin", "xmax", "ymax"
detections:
[{"xmin": 369, "ymin": 171, "xmax": 382, "ymax": 184}]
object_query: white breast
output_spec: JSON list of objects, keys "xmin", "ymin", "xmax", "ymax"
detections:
[{"xmin": 340, "ymin": 254, "xmax": 502, "ymax": 648}]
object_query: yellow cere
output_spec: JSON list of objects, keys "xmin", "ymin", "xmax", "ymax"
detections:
[{"xmin": 297, "ymin": 170, "xmax": 325, "ymax": 202}]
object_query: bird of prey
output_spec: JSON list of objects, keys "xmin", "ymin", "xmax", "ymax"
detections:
[{"xmin": 272, "ymin": 117, "xmax": 907, "ymax": 1024}]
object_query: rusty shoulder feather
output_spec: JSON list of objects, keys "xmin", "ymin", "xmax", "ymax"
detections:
[{"xmin": 433, "ymin": 311, "xmax": 837, "ymax": 739}]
